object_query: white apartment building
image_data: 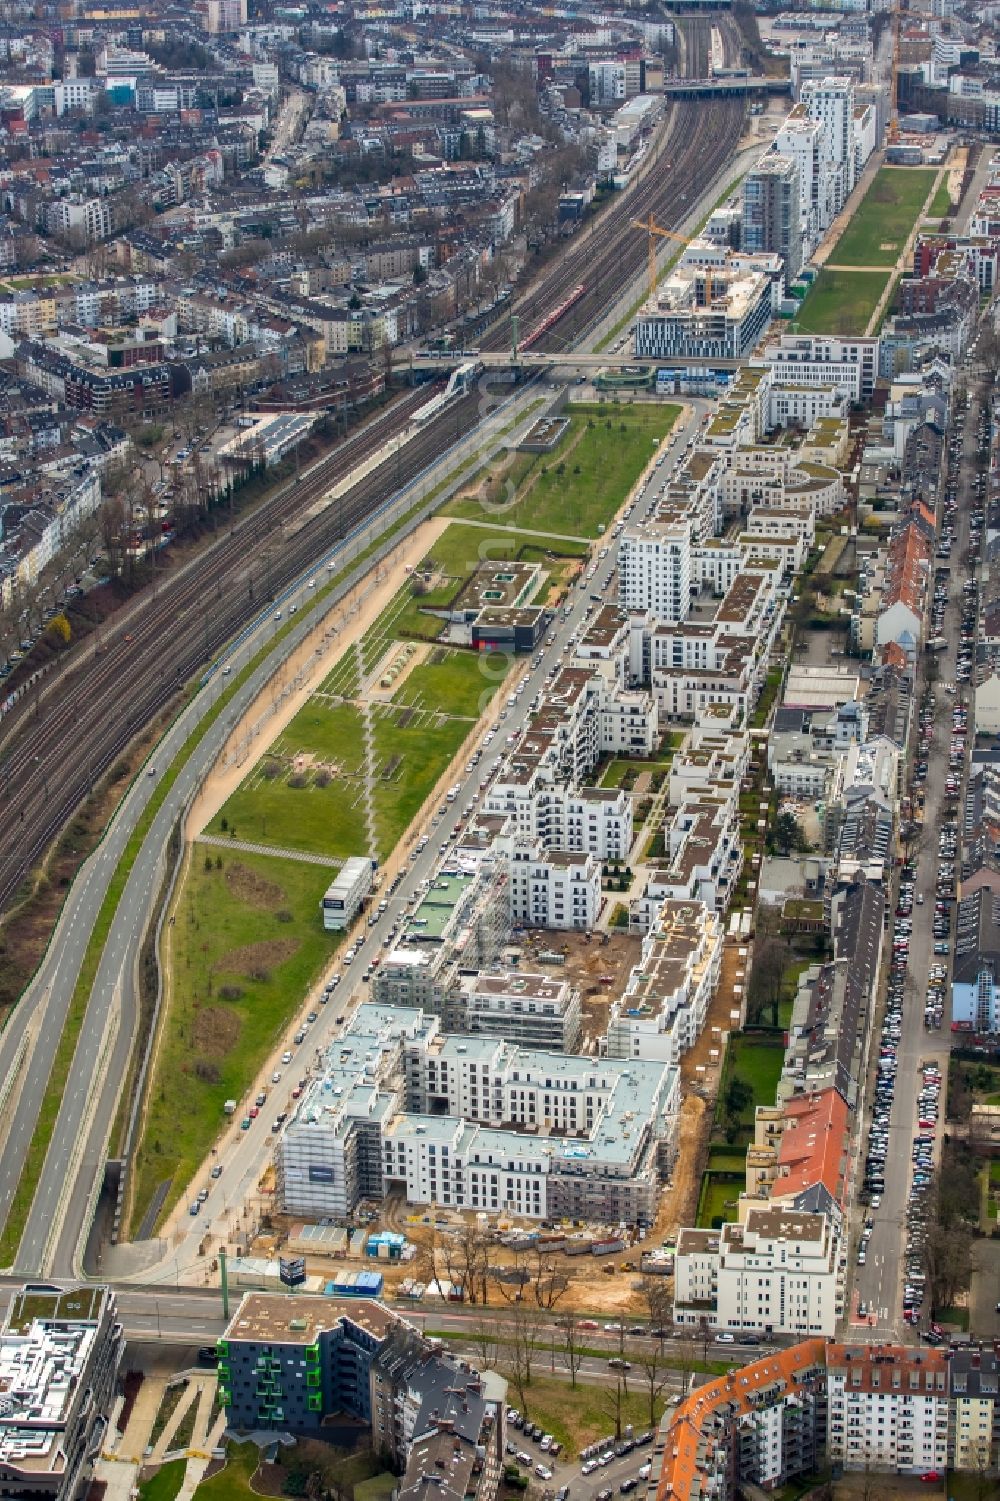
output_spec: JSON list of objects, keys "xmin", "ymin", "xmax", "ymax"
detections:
[
  {"xmin": 826, "ymin": 1345, "xmax": 949, "ymax": 1474},
  {"xmin": 674, "ymin": 1209, "xmax": 842, "ymax": 1337},
  {"xmin": 455, "ymin": 972, "xmax": 582, "ymax": 1053},
  {"xmin": 634, "ymin": 265, "xmax": 774, "ymax": 361},
  {"xmin": 774, "ymin": 111, "xmax": 832, "ymax": 243},
  {"xmin": 761, "ymin": 332, "xmax": 879, "ymax": 401},
  {"xmin": 802, "ymin": 76, "xmax": 855, "ymax": 208},
  {"xmin": 606, "ymin": 896, "xmax": 723, "ymax": 1063},
  {"xmin": 691, "ymin": 540, "xmax": 744, "ymax": 596},
  {"xmin": 618, "ymin": 520, "xmax": 693, "ymax": 622},
  {"xmin": 507, "ymin": 844, "xmax": 600, "ymax": 931},
  {"xmin": 380, "ymin": 1030, "xmax": 680, "ymax": 1224},
  {"xmin": 589, "ymin": 61, "xmax": 626, "ymax": 105},
  {"xmin": 54, "ymin": 78, "xmax": 97, "ymax": 115},
  {"xmin": 644, "ymin": 791, "xmax": 744, "ymax": 912},
  {"xmin": 486, "ymin": 779, "xmax": 633, "ymax": 863}
]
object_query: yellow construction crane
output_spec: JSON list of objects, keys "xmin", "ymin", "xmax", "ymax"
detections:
[{"xmin": 632, "ymin": 214, "xmax": 715, "ymax": 306}]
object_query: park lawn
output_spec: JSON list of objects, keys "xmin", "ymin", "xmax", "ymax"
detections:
[
  {"xmin": 831, "ymin": 167, "xmax": 937, "ymax": 266},
  {"xmin": 207, "ymin": 769, "xmax": 368, "ymax": 859},
  {"xmin": 793, "ymin": 268, "xmax": 891, "ymax": 335},
  {"xmin": 393, "ymin": 647, "xmax": 503, "ymax": 720},
  {"xmin": 445, "ymin": 405, "xmax": 680, "ymax": 538},
  {"xmin": 697, "ymin": 1173, "xmax": 745, "ymax": 1228},
  {"xmin": 510, "ymin": 1374, "xmax": 666, "ymax": 1457},
  {"xmin": 208, "ymin": 654, "xmax": 500, "ymax": 861},
  {"xmin": 193, "ymin": 1443, "xmax": 261, "ymax": 1501},
  {"xmin": 140, "ymin": 1461, "xmax": 187, "ymax": 1501},
  {"xmin": 391, "ymin": 523, "xmax": 587, "ymax": 642},
  {"xmin": 206, "ymin": 703, "xmax": 368, "ymax": 858},
  {"xmin": 369, "ymin": 687, "xmax": 499, "ymax": 853},
  {"xmin": 130, "ymin": 850, "xmax": 339, "ymax": 1235}
]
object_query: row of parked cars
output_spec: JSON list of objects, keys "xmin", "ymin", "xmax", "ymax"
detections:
[
  {"xmin": 901, "ymin": 1062, "xmax": 942, "ymax": 1328},
  {"xmin": 862, "ymin": 857, "xmax": 922, "ymax": 1210},
  {"xmin": 581, "ymin": 1433, "xmax": 655, "ymax": 1477}
]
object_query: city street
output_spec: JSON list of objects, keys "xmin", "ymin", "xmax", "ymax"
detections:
[{"xmin": 851, "ymin": 370, "xmax": 981, "ymax": 1337}]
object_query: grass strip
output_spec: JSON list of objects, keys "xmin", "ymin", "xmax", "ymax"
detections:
[
  {"xmin": 595, "ymin": 174, "xmax": 748, "ymax": 353},
  {"xmin": 149, "ymin": 1382, "xmax": 189, "ymax": 1450},
  {"xmin": 0, "ymin": 479, "xmax": 456, "ymax": 1264}
]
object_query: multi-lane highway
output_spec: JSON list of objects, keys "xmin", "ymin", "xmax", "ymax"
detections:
[{"xmin": 7, "ymin": 381, "xmax": 544, "ymax": 1279}]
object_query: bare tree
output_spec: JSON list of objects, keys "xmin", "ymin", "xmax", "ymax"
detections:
[
  {"xmin": 441, "ymin": 1223, "xmax": 491, "ymax": 1306},
  {"xmin": 468, "ymin": 1315, "xmax": 502, "ymax": 1371},
  {"xmin": 637, "ymin": 1276, "xmax": 673, "ymax": 1335},
  {"xmin": 633, "ymin": 1337, "xmax": 671, "ymax": 1427},
  {"xmin": 555, "ymin": 1310, "xmax": 585, "ymax": 1389},
  {"xmin": 603, "ymin": 1371, "xmax": 628, "ymax": 1443},
  {"xmin": 530, "ymin": 1245, "xmax": 570, "ymax": 1310},
  {"xmin": 672, "ymin": 1329, "xmax": 696, "ymax": 1401},
  {"xmin": 99, "ymin": 496, "xmax": 126, "ymax": 579},
  {"xmin": 502, "ymin": 1302, "xmax": 541, "ymax": 1416}
]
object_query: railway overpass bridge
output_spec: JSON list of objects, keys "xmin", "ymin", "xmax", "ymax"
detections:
[
  {"xmin": 661, "ymin": 76, "xmax": 791, "ymax": 99},
  {"xmin": 408, "ymin": 351, "xmax": 743, "ymax": 374}
]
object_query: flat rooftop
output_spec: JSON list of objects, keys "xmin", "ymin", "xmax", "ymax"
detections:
[{"xmin": 224, "ymin": 1293, "xmax": 398, "ymax": 1346}]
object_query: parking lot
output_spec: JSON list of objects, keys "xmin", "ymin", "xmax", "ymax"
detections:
[{"xmin": 504, "ymin": 1405, "xmax": 663, "ymax": 1501}]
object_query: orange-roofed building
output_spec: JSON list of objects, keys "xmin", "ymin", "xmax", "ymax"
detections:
[
  {"xmin": 773, "ymin": 1087, "xmax": 849, "ymax": 1205},
  {"xmin": 826, "ymin": 1343, "xmax": 949, "ymax": 1473},
  {"xmin": 655, "ymin": 1340, "xmax": 827, "ymax": 1500},
  {"xmin": 875, "ymin": 520, "xmax": 932, "ymax": 661},
  {"xmin": 654, "ymin": 1339, "xmax": 954, "ymax": 1500}
]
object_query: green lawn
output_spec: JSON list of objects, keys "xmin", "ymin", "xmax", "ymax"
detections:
[
  {"xmin": 697, "ymin": 1173, "xmax": 745, "ymax": 1228},
  {"xmin": 129, "ymin": 850, "xmax": 340, "ymax": 1234},
  {"xmin": 508, "ymin": 1374, "xmax": 666, "ymax": 1456},
  {"xmin": 140, "ymin": 1460, "xmax": 187, "ymax": 1501},
  {"xmin": 600, "ymin": 758, "xmax": 674, "ymax": 788},
  {"xmin": 706, "ymin": 1145, "xmax": 748, "ymax": 1171},
  {"xmin": 193, "ymin": 1443, "xmax": 260, "ymax": 1501},
  {"xmin": 207, "ymin": 649, "xmax": 500, "ymax": 860},
  {"xmin": 728, "ymin": 1034, "xmax": 785, "ymax": 1110},
  {"xmin": 830, "ymin": 167, "xmax": 937, "ymax": 266},
  {"xmin": 792, "ymin": 269, "xmax": 891, "ymax": 336},
  {"xmin": 446, "ymin": 405, "xmax": 680, "ymax": 538},
  {"xmin": 927, "ymin": 181, "xmax": 953, "ymax": 219},
  {"xmin": 354, "ymin": 1477, "xmax": 397, "ymax": 1501}
]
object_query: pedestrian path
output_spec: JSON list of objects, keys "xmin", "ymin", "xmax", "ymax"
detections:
[
  {"xmin": 196, "ymin": 834, "xmax": 342, "ymax": 868},
  {"xmin": 442, "ymin": 516, "xmax": 589, "ymax": 544}
]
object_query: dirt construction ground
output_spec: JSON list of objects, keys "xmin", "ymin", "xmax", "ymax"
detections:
[{"xmin": 252, "ymin": 935, "xmax": 752, "ymax": 1317}]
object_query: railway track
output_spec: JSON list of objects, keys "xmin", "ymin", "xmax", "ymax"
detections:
[
  {"xmin": 0, "ymin": 389, "xmax": 475, "ymax": 913},
  {"xmin": 480, "ymin": 21, "xmax": 745, "ymax": 356},
  {"xmin": 482, "ymin": 96, "xmax": 744, "ymax": 357},
  {"xmin": 0, "ymin": 18, "xmax": 744, "ymax": 920}
]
